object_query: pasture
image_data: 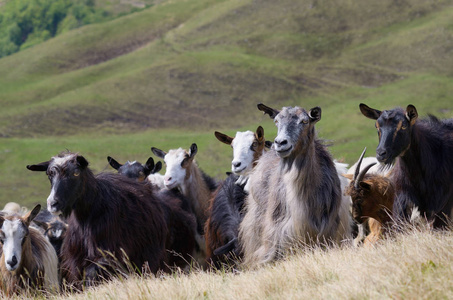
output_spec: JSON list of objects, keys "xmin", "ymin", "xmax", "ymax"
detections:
[{"xmin": 0, "ymin": 0, "xmax": 452, "ymax": 298}]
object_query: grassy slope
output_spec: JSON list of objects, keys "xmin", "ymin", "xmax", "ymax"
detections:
[{"xmin": 0, "ymin": 1, "xmax": 453, "ymax": 207}]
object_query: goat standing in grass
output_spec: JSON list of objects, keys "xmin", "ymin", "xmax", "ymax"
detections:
[
  {"xmin": 360, "ymin": 103, "xmax": 453, "ymax": 228},
  {"xmin": 0, "ymin": 204, "xmax": 59, "ymax": 296},
  {"xmin": 239, "ymin": 104, "xmax": 352, "ymax": 267},
  {"xmin": 27, "ymin": 152, "xmax": 168, "ymax": 288},
  {"xmin": 205, "ymin": 126, "xmax": 270, "ymax": 268},
  {"xmin": 343, "ymin": 148, "xmax": 395, "ymax": 247},
  {"xmin": 151, "ymin": 143, "xmax": 218, "ymax": 235}
]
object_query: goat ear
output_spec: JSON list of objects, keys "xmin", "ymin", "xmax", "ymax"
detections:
[
  {"xmin": 405, "ymin": 104, "xmax": 418, "ymax": 125},
  {"xmin": 76, "ymin": 155, "xmax": 89, "ymax": 169},
  {"xmin": 142, "ymin": 157, "xmax": 155, "ymax": 177},
  {"xmin": 257, "ymin": 103, "xmax": 280, "ymax": 119},
  {"xmin": 308, "ymin": 107, "xmax": 322, "ymax": 123},
  {"xmin": 26, "ymin": 161, "xmax": 50, "ymax": 172},
  {"xmin": 151, "ymin": 147, "xmax": 167, "ymax": 159},
  {"xmin": 215, "ymin": 131, "xmax": 233, "ymax": 145},
  {"xmin": 24, "ymin": 204, "xmax": 41, "ymax": 227},
  {"xmin": 360, "ymin": 103, "xmax": 382, "ymax": 120},
  {"xmin": 341, "ymin": 173, "xmax": 353, "ymax": 180},
  {"xmin": 189, "ymin": 143, "xmax": 198, "ymax": 158},
  {"xmin": 182, "ymin": 144, "xmax": 197, "ymax": 168},
  {"xmin": 359, "ymin": 181, "xmax": 372, "ymax": 191},
  {"xmin": 255, "ymin": 126, "xmax": 264, "ymax": 141},
  {"xmin": 107, "ymin": 156, "xmax": 122, "ymax": 170},
  {"xmin": 265, "ymin": 141, "xmax": 273, "ymax": 149},
  {"xmin": 152, "ymin": 161, "xmax": 162, "ymax": 174}
]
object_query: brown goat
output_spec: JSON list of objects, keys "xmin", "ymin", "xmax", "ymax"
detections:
[{"xmin": 343, "ymin": 148, "xmax": 394, "ymax": 246}]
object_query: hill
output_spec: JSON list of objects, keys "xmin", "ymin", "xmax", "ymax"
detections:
[{"xmin": 0, "ymin": 0, "xmax": 452, "ymax": 207}]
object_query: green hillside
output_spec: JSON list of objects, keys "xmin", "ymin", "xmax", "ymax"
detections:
[{"xmin": 0, "ymin": 0, "xmax": 452, "ymax": 208}]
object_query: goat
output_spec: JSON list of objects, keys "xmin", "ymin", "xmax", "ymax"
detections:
[
  {"xmin": 360, "ymin": 103, "xmax": 453, "ymax": 228},
  {"xmin": 0, "ymin": 204, "xmax": 59, "ymax": 296},
  {"xmin": 108, "ymin": 155, "xmax": 201, "ymax": 270},
  {"xmin": 107, "ymin": 156, "xmax": 163, "ymax": 183},
  {"xmin": 151, "ymin": 143, "xmax": 218, "ymax": 235},
  {"xmin": 108, "ymin": 155, "xmax": 166, "ymax": 189},
  {"xmin": 239, "ymin": 103, "xmax": 352, "ymax": 267},
  {"xmin": 27, "ymin": 152, "xmax": 168, "ymax": 288},
  {"xmin": 343, "ymin": 148, "xmax": 395, "ymax": 247},
  {"xmin": 214, "ymin": 126, "xmax": 272, "ymax": 188},
  {"xmin": 205, "ymin": 126, "xmax": 270, "ymax": 268},
  {"xmin": 32, "ymin": 209, "xmax": 67, "ymax": 265}
]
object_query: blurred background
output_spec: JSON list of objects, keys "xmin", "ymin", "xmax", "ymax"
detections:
[{"xmin": 0, "ymin": 0, "xmax": 452, "ymax": 208}]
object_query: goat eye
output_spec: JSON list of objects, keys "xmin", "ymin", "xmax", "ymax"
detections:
[
  {"xmin": 73, "ymin": 171, "xmax": 80, "ymax": 177},
  {"xmin": 401, "ymin": 125, "xmax": 407, "ymax": 130},
  {"xmin": 302, "ymin": 119, "xmax": 309, "ymax": 124}
]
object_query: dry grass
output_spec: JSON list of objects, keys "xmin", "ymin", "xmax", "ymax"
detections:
[{"xmin": 25, "ymin": 224, "xmax": 452, "ymax": 300}]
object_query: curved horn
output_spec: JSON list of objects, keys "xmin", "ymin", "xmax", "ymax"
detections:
[
  {"xmin": 353, "ymin": 147, "xmax": 367, "ymax": 182},
  {"xmin": 355, "ymin": 162, "xmax": 377, "ymax": 189}
]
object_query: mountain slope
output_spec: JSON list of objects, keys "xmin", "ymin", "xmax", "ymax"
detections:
[{"xmin": 0, "ymin": 0, "xmax": 452, "ymax": 207}]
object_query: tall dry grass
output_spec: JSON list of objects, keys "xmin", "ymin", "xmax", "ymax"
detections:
[{"xmin": 26, "ymin": 223, "xmax": 452, "ymax": 300}]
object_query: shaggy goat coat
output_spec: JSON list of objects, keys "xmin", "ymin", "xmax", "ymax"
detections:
[{"xmin": 239, "ymin": 105, "xmax": 350, "ymax": 267}]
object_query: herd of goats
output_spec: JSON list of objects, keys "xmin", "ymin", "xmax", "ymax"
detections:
[{"xmin": 0, "ymin": 101, "xmax": 452, "ymax": 296}]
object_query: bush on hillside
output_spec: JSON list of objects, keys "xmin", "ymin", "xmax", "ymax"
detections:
[{"xmin": 0, "ymin": 0, "xmax": 109, "ymax": 58}]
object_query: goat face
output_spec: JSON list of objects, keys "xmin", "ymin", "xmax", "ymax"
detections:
[
  {"xmin": 46, "ymin": 220, "xmax": 68, "ymax": 242},
  {"xmin": 152, "ymin": 144, "xmax": 197, "ymax": 190},
  {"xmin": 258, "ymin": 103, "xmax": 321, "ymax": 158},
  {"xmin": 0, "ymin": 220, "xmax": 27, "ymax": 271},
  {"xmin": 360, "ymin": 104, "xmax": 418, "ymax": 165},
  {"xmin": 108, "ymin": 156, "xmax": 158, "ymax": 181},
  {"xmin": 215, "ymin": 127, "xmax": 267, "ymax": 176},
  {"xmin": 27, "ymin": 152, "xmax": 89, "ymax": 215},
  {"xmin": 0, "ymin": 205, "xmax": 40, "ymax": 271},
  {"xmin": 347, "ymin": 183, "xmax": 375, "ymax": 224}
]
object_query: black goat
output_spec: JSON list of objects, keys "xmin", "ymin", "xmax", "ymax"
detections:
[
  {"xmin": 27, "ymin": 151, "xmax": 168, "ymax": 288},
  {"xmin": 360, "ymin": 103, "xmax": 453, "ymax": 227}
]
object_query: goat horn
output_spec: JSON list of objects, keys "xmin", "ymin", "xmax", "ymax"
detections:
[
  {"xmin": 353, "ymin": 147, "xmax": 367, "ymax": 182},
  {"xmin": 355, "ymin": 162, "xmax": 377, "ymax": 189}
]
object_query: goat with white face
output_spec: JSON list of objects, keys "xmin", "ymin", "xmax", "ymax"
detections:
[
  {"xmin": 151, "ymin": 143, "xmax": 218, "ymax": 235},
  {"xmin": 0, "ymin": 204, "xmax": 59, "ymax": 295},
  {"xmin": 205, "ymin": 126, "xmax": 271, "ymax": 267},
  {"xmin": 215, "ymin": 126, "xmax": 272, "ymax": 187}
]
